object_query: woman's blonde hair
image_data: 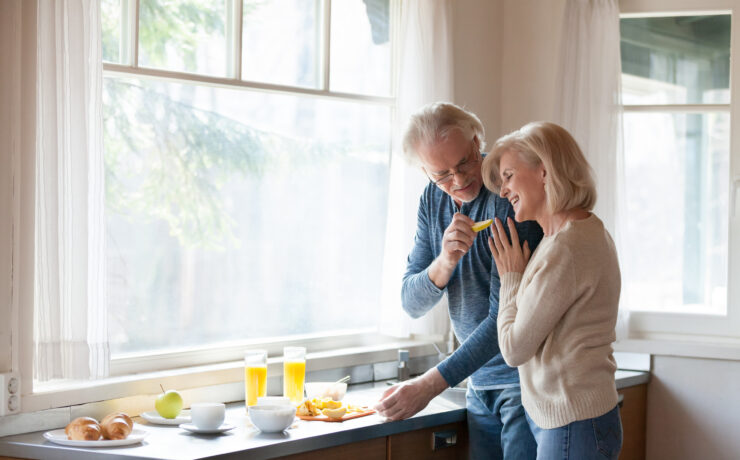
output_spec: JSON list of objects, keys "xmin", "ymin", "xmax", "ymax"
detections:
[{"xmin": 481, "ymin": 121, "xmax": 596, "ymax": 213}]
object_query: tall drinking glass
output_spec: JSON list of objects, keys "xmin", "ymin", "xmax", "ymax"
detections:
[
  {"xmin": 283, "ymin": 346, "xmax": 306, "ymax": 404},
  {"xmin": 244, "ymin": 349, "xmax": 268, "ymax": 408}
]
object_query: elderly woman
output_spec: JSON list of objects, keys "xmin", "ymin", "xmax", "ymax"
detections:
[{"xmin": 481, "ymin": 121, "xmax": 622, "ymax": 459}]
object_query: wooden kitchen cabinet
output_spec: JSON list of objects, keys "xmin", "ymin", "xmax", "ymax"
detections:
[
  {"xmin": 618, "ymin": 384, "xmax": 647, "ymax": 460},
  {"xmin": 280, "ymin": 422, "xmax": 468, "ymax": 460},
  {"xmin": 280, "ymin": 436, "xmax": 387, "ymax": 460},
  {"xmin": 388, "ymin": 422, "xmax": 467, "ymax": 460}
]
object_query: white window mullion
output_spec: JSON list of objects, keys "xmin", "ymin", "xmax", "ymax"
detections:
[
  {"xmin": 119, "ymin": 0, "xmax": 138, "ymax": 66},
  {"xmin": 623, "ymin": 104, "xmax": 730, "ymax": 113},
  {"xmin": 225, "ymin": 0, "xmax": 243, "ymax": 79},
  {"xmin": 101, "ymin": 63, "xmax": 394, "ymax": 105},
  {"xmin": 321, "ymin": 0, "xmax": 331, "ymax": 91},
  {"xmin": 132, "ymin": 0, "xmax": 140, "ymax": 67}
]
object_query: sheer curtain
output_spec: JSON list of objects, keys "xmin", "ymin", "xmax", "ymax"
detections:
[
  {"xmin": 556, "ymin": 0, "xmax": 629, "ymax": 339},
  {"xmin": 379, "ymin": 0, "xmax": 454, "ymax": 339},
  {"xmin": 34, "ymin": 0, "xmax": 108, "ymax": 380}
]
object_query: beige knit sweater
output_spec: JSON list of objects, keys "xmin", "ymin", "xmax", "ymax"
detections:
[{"xmin": 498, "ymin": 213, "xmax": 620, "ymax": 429}]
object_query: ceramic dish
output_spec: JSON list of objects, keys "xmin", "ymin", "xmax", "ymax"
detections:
[
  {"xmin": 43, "ymin": 428, "xmax": 147, "ymax": 447},
  {"xmin": 179, "ymin": 422, "xmax": 235, "ymax": 434},
  {"xmin": 248, "ymin": 404, "xmax": 296, "ymax": 433},
  {"xmin": 256, "ymin": 396, "xmax": 292, "ymax": 406},
  {"xmin": 140, "ymin": 410, "xmax": 191, "ymax": 425},
  {"xmin": 304, "ymin": 382, "xmax": 347, "ymax": 401}
]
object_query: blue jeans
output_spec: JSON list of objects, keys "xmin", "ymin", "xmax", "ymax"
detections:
[
  {"xmin": 466, "ymin": 386, "xmax": 537, "ymax": 460},
  {"xmin": 525, "ymin": 405, "xmax": 622, "ymax": 460}
]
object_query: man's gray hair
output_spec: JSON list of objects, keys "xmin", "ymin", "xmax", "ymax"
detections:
[{"xmin": 401, "ymin": 102, "xmax": 485, "ymax": 164}]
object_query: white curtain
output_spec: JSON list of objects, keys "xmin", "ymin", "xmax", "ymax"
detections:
[
  {"xmin": 379, "ymin": 0, "xmax": 454, "ymax": 339},
  {"xmin": 556, "ymin": 0, "xmax": 629, "ymax": 339},
  {"xmin": 34, "ymin": 0, "xmax": 108, "ymax": 380}
]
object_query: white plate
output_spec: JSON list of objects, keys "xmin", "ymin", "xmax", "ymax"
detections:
[
  {"xmin": 179, "ymin": 422, "xmax": 235, "ymax": 434},
  {"xmin": 43, "ymin": 428, "xmax": 147, "ymax": 447},
  {"xmin": 140, "ymin": 410, "xmax": 191, "ymax": 425}
]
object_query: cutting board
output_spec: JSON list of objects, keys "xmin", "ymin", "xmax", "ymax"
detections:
[{"xmin": 297, "ymin": 408, "xmax": 376, "ymax": 423}]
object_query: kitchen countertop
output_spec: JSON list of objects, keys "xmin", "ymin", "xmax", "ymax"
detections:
[{"xmin": 0, "ymin": 370, "xmax": 649, "ymax": 460}]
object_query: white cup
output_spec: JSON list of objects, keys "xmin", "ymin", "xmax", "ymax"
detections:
[{"xmin": 190, "ymin": 402, "xmax": 225, "ymax": 430}]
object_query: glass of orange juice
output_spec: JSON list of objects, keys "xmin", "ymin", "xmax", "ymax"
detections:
[
  {"xmin": 244, "ymin": 349, "xmax": 267, "ymax": 409},
  {"xmin": 283, "ymin": 346, "xmax": 306, "ymax": 404}
]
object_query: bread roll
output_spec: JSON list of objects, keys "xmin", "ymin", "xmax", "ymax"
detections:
[
  {"xmin": 100, "ymin": 412, "xmax": 133, "ymax": 440},
  {"xmin": 65, "ymin": 416, "xmax": 102, "ymax": 441}
]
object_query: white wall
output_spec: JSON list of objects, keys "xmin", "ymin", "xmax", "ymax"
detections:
[
  {"xmin": 499, "ymin": 0, "xmax": 565, "ymax": 134},
  {"xmin": 451, "ymin": 0, "xmax": 503, "ymax": 145},
  {"xmin": 451, "ymin": 0, "xmax": 566, "ymax": 142},
  {"xmin": 647, "ymin": 356, "xmax": 740, "ymax": 460}
]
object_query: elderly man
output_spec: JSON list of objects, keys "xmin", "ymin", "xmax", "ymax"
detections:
[{"xmin": 374, "ymin": 102, "xmax": 543, "ymax": 459}]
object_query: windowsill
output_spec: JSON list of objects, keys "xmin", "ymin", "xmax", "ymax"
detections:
[
  {"xmin": 23, "ymin": 338, "xmax": 442, "ymax": 414},
  {"xmin": 615, "ymin": 336, "xmax": 740, "ymax": 361}
]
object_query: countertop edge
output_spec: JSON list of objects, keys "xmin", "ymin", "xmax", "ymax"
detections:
[
  {"xmin": 615, "ymin": 370, "xmax": 650, "ymax": 389},
  {"xmin": 221, "ymin": 408, "xmax": 467, "ymax": 460},
  {"xmin": 0, "ymin": 372, "xmax": 648, "ymax": 460}
]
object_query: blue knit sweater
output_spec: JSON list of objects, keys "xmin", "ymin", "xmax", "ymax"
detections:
[{"xmin": 402, "ymin": 182, "xmax": 543, "ymax": 389}]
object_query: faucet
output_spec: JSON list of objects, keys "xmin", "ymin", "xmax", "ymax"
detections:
[
  {"xmin": 433, "ymin": 328, "xmax": 457, "ymax": 363},
  {"xmin": 397, "ymin": 349, "xmax": 410, "ymax": 382}
]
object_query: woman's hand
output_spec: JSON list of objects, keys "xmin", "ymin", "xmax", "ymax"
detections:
[{"xmin": 488, "ymin": 217, "xmax": 531, "ymax": 275}]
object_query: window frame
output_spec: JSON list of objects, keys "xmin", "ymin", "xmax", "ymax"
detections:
[
  {"xmin": 102, "ymin": 0, "xmax": 402, "ymax": 374},
  {"xmin": 618, "ymin": 0, "xmax": 740, "ymax": 347}
]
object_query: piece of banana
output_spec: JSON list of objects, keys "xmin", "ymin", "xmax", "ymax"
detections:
[
  {"xmin": 322, "ymin": 399, "xmax": 342, "ymax": 409},
  {"xmin": 322, "ymin": 407, "xmax": 347, "ymax": 419}
]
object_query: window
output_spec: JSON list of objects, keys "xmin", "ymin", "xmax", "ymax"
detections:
[
  {"xmin": 620, "ymin": 5, "xmax": 740, "ymax": 339},
  {"xmin": 101, "ymin": 0, "xmax": 395, "ymax": 363}
]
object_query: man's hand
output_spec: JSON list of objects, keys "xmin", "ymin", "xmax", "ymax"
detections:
[
  {"xmin": 429, "ymin": 213, "xmax": 476, "ymax": 288},
  {"xmin": 373, "ymin": 367, "xmax": 449, "ymax": 421}
]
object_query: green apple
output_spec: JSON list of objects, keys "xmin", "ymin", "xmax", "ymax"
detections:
[{"xmin": 155, "ymin": 386, "xmax": 183, "ymax": 419}]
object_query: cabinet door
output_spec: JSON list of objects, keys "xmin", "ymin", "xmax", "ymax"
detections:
[
  {"xmin": 619, "ymin": 384, "xmax": 647, "ymax": 460},
  {"xmin": 388, "ymin": 422, "xmax": 468, "ymax": 460},
  {"xmin": 279, "ymin": 436, "xmax": 386, "ymax": 460}
]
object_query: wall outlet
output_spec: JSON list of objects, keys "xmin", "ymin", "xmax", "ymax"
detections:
[{"xmin": 0, "ymin": 373, "xmax": 21, "ymax": 416}]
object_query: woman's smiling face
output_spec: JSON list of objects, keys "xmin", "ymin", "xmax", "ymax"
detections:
[{"xmin": 498, "ymin": 149, "xmax": 547, "ymax": 222}]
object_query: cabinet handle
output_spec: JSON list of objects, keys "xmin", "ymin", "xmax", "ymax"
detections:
[
  {"xmin": 617, "ymin": 393, "xmax": 625, "ymax": 408},
  {"xmin": 433, "ymin": 430, "xmax": 458, "ymax": 450}
]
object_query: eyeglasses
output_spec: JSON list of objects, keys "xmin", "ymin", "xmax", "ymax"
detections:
[{"xmin": 426, "ymin": 142, "xmax": 481, "ymax": 186}]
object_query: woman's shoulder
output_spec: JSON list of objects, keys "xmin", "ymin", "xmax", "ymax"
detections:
[{"xmin": 554, "ymin": 213, "xmax": 617, "ymax": 259}]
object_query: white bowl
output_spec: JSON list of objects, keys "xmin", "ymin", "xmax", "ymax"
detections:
[
  {"xmin": 304, "ymin": 382, "xmax": 347, "ymax": 401},
  {"xmin": 248, "ymin": 405, "xmax": 296, "ymax": 433},
  {"xmin": 257, "ymin": 396, "xmax": 292, "ymax": 406}
]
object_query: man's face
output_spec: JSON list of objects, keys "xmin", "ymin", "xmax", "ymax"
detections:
[{"xmin": 417, "ymin": 129, "xmax": 482, "ymax": 205}]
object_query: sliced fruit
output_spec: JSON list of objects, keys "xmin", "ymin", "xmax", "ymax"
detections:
[
  {"xmin": 297, "ymin": 399, "xmax": 322, "ymax": 416},
  {"xmin": 322, "ymin": 399, "xmax": 342, "ymax": 409},
  {"xmin": 471, "ymin": 219, "xmax": 493, "ymax": 232},
  {"xmin": 323, "ymin": 407, "xmax": 347, "ymax": 419},
  {"xmin": 310, "ymin": 398, "xmax": 323, "ymax": 410}
]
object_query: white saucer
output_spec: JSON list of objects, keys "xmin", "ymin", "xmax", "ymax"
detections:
[
  {"xmin": 141, "ymin": 410, "xmax": 191, "ymax": 425},
  {"xmin": 179, "ymin": 422, "xmax": 235, "ymax": 434},
  {"xmin": 43, "ymin": 428, "xmax": 147, "ymax": 447}
]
